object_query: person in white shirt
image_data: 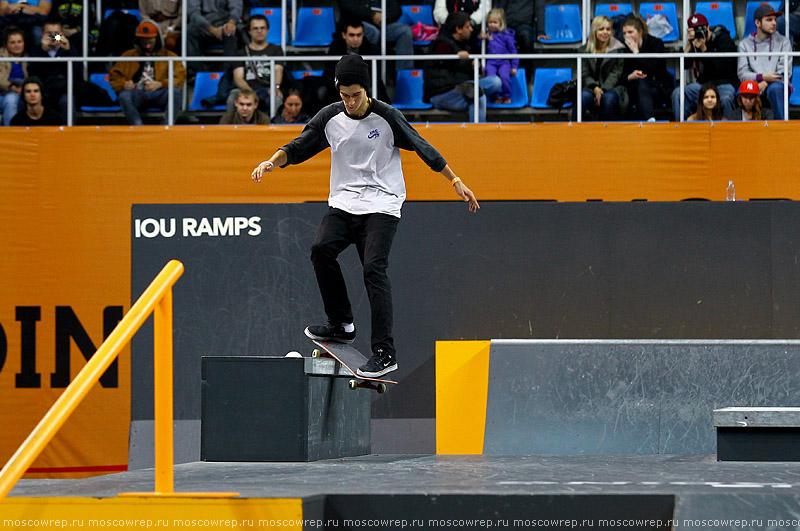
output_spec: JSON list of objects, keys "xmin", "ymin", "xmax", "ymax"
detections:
[{"xmin": 251, "ymin": 54, "xmax": 479, "ymax": 378}]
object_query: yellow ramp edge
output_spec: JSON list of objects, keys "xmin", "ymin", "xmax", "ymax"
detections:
[
  {"xmin": 1, "ymin": 497, "xmax": 305, "ymax": 530},
  {"xmin": 436, "ymin": 340, "xmax": 491, "ymax": 454}
]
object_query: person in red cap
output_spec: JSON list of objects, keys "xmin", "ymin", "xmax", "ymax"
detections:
[
  {"xmin": 737, "ymin": 3, "xmax": 792, "ymax": 119},
  {"xmin": 671, "ymin": 12, "xmax": 737, "ymax": 121},
  {"xmin": 109, "ymin": 21, "xmax": 187, "ymax": 125},
  {"xmin": 725, "ymin": 79, "xmax": 774, "ymax": 120}
]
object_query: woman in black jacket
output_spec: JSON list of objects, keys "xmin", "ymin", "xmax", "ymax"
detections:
[{"xmin": 621, "ymin": 14, "xmax": 673, "ymax": 121}]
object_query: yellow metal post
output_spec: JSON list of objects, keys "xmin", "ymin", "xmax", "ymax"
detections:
[{"xmin": 154, "ymin": 289, "xmax": 174, "ymax": 494}]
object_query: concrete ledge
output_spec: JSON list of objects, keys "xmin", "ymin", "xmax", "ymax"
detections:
[{"xmin": 714, "ymin": 407, "xmax": 800, "ymax": 427}]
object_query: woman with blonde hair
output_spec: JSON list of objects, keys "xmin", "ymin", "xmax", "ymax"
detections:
[{"xmin": 575, "ymin": 15, "xmax": 628, "ymax": 120}]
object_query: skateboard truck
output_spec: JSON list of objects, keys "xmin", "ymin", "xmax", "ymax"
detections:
[{"xmin": 311, "ymin": 343, "xmax": 396, "ymax": 394}]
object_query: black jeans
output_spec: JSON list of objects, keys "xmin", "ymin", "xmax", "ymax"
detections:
[{"xmin": 310, "ymin": 207, "xmax": 400, "ymax": 357}]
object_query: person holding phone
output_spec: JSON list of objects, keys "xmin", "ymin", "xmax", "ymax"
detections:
[{"xmin": 621, "ymin": 14, "xmax": 673, "ymax": 121}]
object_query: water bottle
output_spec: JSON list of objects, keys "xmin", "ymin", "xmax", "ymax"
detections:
[{"xmin": 726, "ymin": 180, "xmax": 735, "ymax": 201}]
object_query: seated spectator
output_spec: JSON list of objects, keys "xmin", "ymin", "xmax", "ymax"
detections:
[
  {"xmin": 0, "ymin": 26, "xmax": 27, "ymax": 126},
  {"xmin": 10, "ymin": 75, "xmax": 62, "ymax": 125},
  {"xmin": 27, "ymin": 18, "xmax": 80, "ymax": 119},
  {"xmin": 187, "ymin": 0, "xmax": 241, "ymax": 74},
  {"xmin": 737, "ymin": 4, "xmax": 792, "ymax": 120},
  {"xmin": 686, "ymin": 82, "xmax": 725, "ymax": 121},
  {"xmin": 671, "ymin": 13, "xmax": 737, "ymax": 122},
  {"xmin": 271, "ymin": 88, "xmax": 310, "ymax": 124},
  {"xmin": 777, "ymin": 0, "xmax": 800, "ymax": 49},
  {"xmin": 52, "ymin": 0, "xmax": 82, "ymax": 47},
  {"xmin": 0, "ymin": 0, "xmax": 51, "ymax": 46},
  {"xmin": 219, "ymin": 87, "xmax": 270, "ymax": 124},
  {"xmin": 496, "ymin": 0, "xmax": 535, "ymax": 55},
  {"xmin": 226, "ymin": 14, "xmax": 283, "ymax": 113},
  {"xmin": 725, "ymin": 79, "xmax": 775, "ymax": 121},
  {"xmin": 306, "ymin": 19, "xmax": 388, "ymax": 114},
  {"xmin": 338, "ymin": 0, "xmax": 413, "ymax": 70},
  {"xmin": 575, "ymin": 15, "xmax": 627, "ymax": 121},
  {"xmin": 109, "ymin": 21, "xmax": 186, "ymax": 125},
  {"xmin": 423, "ymin": 11, "xmax": 501, "ymax": 122},
  {"xmin": 140, "ymin": 0, "xmax": 182, "ymax": 53},
  {"xmin": 478, "ymin": 8, "xmax": 518, "ymax": 105},
  {"xmin": 621, "ymin": 14, "xmax": 672, "ymax": 121}
]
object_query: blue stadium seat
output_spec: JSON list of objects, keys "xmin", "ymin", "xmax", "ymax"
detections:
[
  {"xmin": 790, "ymin": 67, "xmax": 800, "ymax": 105},
  {"xmin": 81, "ymin": 73, "xmax": 121, "ymax": 112},
  {"xmin": 290, "ymin": 70, "xmax": 324, "ymax": 80},
  {"xmin": 744, "ymin": 0, "xmax": 781, "ymax": 36},
  {"xmin": 189, "ymin": 72, "xmax": 226, "ymax": 111},
  {"xmin": 594, "ymin": 3, "xmax": 633, "ymax": 17},
  {"xmin": 694, "ymin": 2, "xmax": 736, "ymax": 39},
  {"xmin": 487, "ymin": 67, "xmax": 529, "ymax": 109},
  {"xmin": 543, "ymin": 4, "xmax": 583, "ymax": 43},
  {"xmin": 249, "ymin": 7, "xmax": 285, "ymax": 45},
  {"xmin": 103, "ymin": 8, "xmax": 141, "ymax": 20},
  {"xmin": 291, "ymin": 7, "xmax": 335, "ymax": 47},
  {"xmin": 530, "ymin": 68, "xmax": 573, "ymax": 108},
  {"xmin": 639, "ymin": 3, "xmax": 680, "ymax": 42},
  {"xmin": 392, "ymin": 69, "xmax": 432, "ymax": 109},
  {"xmin": 398, "ymin": 5, "xmax": 436, "ymax": 45}
]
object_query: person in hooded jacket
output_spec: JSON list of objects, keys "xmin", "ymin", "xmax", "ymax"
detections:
[
  {"xmin": 109, "ymin": 20, "xmax": 186, "ymax": 125},
  {"xmin": 575, "ymin": 15, "xmax": 628, "ymax": 121}
]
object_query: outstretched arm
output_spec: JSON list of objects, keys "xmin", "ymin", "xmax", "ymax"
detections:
[
  {"xmin": 441, "ymin": 164, "xmax": 480, "ymax": 212},
  {"xmin": 251, "ymin": 149, "xmax": 288, "ymax": 182}
]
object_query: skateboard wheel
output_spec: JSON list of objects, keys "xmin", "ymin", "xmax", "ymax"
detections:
[
  {"xmin": 348, "ymin": 379, "xmax": 358, "ymax": 390},
  {"xmin": 377, "ymin": 383, "xmax": 387, "ymax": 394},
  {"xmin": 312, "ymin": 349, "xmax": 321, "ymax": 358}
]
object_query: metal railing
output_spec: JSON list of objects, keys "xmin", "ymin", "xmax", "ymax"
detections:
[
  {"xmin": 0, "ymin": 260, "xmax": 238, "ymax": 500},
  {"xmin": 2, "ymin": 50, "xmax": 796, "ymax": 125}
]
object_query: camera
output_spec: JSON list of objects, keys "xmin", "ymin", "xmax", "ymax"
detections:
[
  {"xmin": 53, "ymin": 33, "xmax": 63, "ymax": 42},
  {"xmin": 693, "ymin": 26, "xmax": 708, "ymax": 40}
]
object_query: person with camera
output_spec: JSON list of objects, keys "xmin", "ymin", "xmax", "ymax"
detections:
[
  {"xmin": 737, "ymin": 4, "xmax": 792, "ymax": 120},
  {"xmin": 671, "ymin": 13, "xmax": 738, "ymax": 122},
  {"xmin": 27, "ymin": 18, "xmax": 80, "ymax": 120}
]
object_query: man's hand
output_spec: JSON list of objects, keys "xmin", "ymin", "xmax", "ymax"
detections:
[
  {"xmin": 763, "ymin": 71, "xmax": 783, "ymax": 83},
  {"xmin": 209, "ymin": 25, "xmax": 224, "ymax": 40},
  {"xmin": 123, "ymin": 80, "xmax": 136, "ymax": 91},
  {"xmin": 144, "ymin": 79, "xmax": 163, "ymax": 91},
  {"xmin": 222, "ymin": 19, "xmax": 237, "ymax": 36},
  {"xmin": 58, "ymin": 34, "xmax": 71, "ymax": 51},
  {"xmin": 454, "ymin": 181, "xmax": 480, "ymax": 212},
  {"xmin": 758, "ymin": 80, "xmax": 768, "ymax": 93},
  {"xmin": 251, "ymin": 160, "xmax": 274, "ymax": 182},
  {"xmin": 457, "ymin": 50, "xmax": 469, "ymax": 59},
  {"xmin": 372, "ymin": 11, "xmax": 382, "ymax": 25}
]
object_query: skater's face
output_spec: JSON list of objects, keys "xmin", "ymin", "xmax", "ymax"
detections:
[{"xmin": 339, "ymin": 84, "xmax": 368, "ymax": 116}]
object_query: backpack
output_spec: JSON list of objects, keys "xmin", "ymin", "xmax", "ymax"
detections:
[{"xmin": 547, "ymin": 80, "xmax": 577, "ymax": 107}]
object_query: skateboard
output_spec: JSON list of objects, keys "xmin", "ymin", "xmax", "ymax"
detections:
[{"xmin": 310, "ymin": 339, "xmax": 398, "ymax": 394}]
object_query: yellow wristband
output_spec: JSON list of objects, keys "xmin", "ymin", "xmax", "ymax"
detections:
[{"xmin": 451, "ymin": 177, "xmax": 462, "ymax": 187}]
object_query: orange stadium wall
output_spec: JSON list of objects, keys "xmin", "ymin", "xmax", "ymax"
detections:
[{"xmin": 2, "ymin": 121, "xmax": 800, "ymax": 478}]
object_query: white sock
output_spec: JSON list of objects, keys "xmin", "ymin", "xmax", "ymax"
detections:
[{"xmin": 343, "ymin": 323, "xmax": 355, "ymax": 333}]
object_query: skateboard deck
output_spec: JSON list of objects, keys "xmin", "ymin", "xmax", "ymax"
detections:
[{"xmin": 310, "ymin": 339, "xmax": 398, "ymax": 393}]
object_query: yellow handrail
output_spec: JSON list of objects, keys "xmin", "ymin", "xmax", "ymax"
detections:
[{"xmin": 0, "ymin": 259, "xmax": 235, "ymax": 500}]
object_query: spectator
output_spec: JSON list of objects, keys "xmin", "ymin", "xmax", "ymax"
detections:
[
  {"xmin": 51, "ymin": 0, "xmax": 82, "ymax": 50},
  {"xmin": 0, "ymin": 26, "xmax": 26, "ymax": 126},
  {"xmin": 575, "ymin": 15, "xmax": 627, "ymax": 121},
  {"xmin": 478, "ymin": 8, "xmax": 517, "ymax": 105},
  {"xmin": 725, "ymin": 79, "xmax": 775, "ymax": 120},
  {"xmin": 310, "ymin": 19, "xmax": 388, "ymax": 114},
  {"xmin": 433, "ymin": 0, "xmax": 489, "ymax": 30},
  {"xmin": 10, "ymin": 75, "xmax": 62, "ymax": 125},
  {"xmin": 495, "ymin": 0, "xmax": 535, "ymax": 55},
  {"xmin": 109, "ymin": 21, "xmax": 186, "ymax": 125},
  {"xmin": 187, "ymin": 0, "xmax": 241, "ymax": 72},
  {"xmin": 777, "ymin": 0, "xmax": 800, "ymax": 48},
  {"xmin": 0, "ymin": 0, "xmax": 51, "ymax": 46},
  {"xmin": 686, "ymin": 82, "xmax": 725, "ymax": 121},
  {"xmin": 737, "ymin": 4, "xmax": 792, "ymax": 120},
  {"xmin": 27, "ymin": 18, "xmax": 80, "ymax": 119},
  {"xmin": 621, "ymin": 14, "xmax": 672, "ymax": 121},
  {"xmin": 219, "ymin": 87, "xmax": 270, "ymax": 124},
  {"xmin": 671, "ymin": 13, "xmax": 737, "ymax": 122},
  {"xmin": 139, "ymin": 0, "xmax": 181, "ymax": 53},
  {"xmin": 272, "ymin": 88, "xmax": 310, "ymax": 124},
  {"xmin": 338, "ymin": 0, "xmax": 413, "ymax": 70},
  {"xmin": 423, "ymin": 11, "xmax": 501, "ymax": 122},
  {"xmin": 226, "ymin": 14, "xmax": 283, "ymax": 113}
]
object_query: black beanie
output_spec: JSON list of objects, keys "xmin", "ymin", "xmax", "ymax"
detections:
[{"xmin": 335, "ymin": 54, "xmax": 370, "ymax": 90}]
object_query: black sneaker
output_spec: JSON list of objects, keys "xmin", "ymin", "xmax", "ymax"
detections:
[
  {"xmin": 357, "ymin": 349, "xmax": 397, "ymax": 378},
  {"xmin": 304, "ymin": 322, "xmax": 356, "ymax": 344}
]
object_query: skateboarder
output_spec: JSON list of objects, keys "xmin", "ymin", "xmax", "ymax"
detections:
[{"xmin": 251, "ymin": 54, "xmax": 479, "ymax": 378}]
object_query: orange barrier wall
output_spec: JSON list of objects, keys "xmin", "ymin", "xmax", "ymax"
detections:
[{"xmin": 2, "ymin": 122, "xmax": 799, "ymax": 477}]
